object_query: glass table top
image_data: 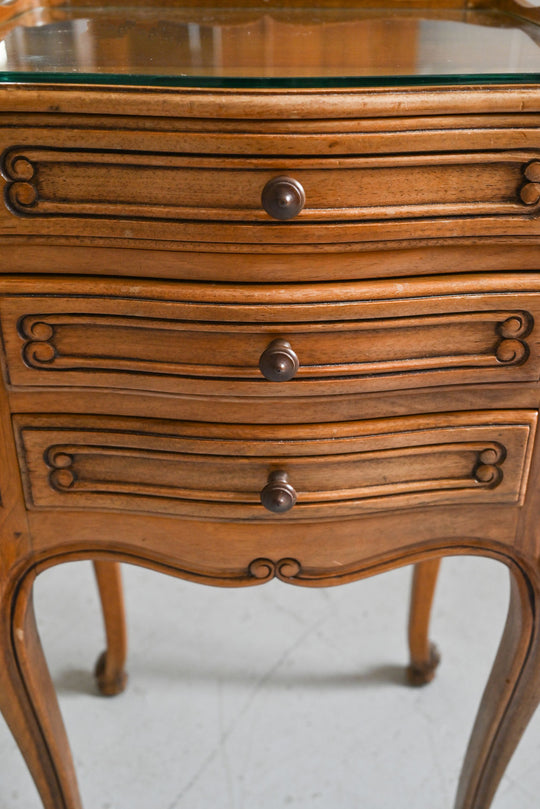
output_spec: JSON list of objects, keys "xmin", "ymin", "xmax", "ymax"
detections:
[{"xmin": 2, "ymin": 0, "xmax": 540, "ymax": 87}]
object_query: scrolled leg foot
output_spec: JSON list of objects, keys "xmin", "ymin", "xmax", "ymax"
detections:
[
  {"xmin": 94, "ymin": 650, "xmax": 128, "ymax": 696},
  {"xmin": 406, "ymin": 642, "xmax": 441, "ymax": 686}
]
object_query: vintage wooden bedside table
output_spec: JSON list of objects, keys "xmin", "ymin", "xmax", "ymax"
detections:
[{"xmin": 2, "ymin": 0, "xmax": 540, "ymax": 806}]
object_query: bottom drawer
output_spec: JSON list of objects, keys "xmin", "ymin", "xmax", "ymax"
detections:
[{"xmin": 14, "ymin": 411, "xmax": 536, "ymax": 521}]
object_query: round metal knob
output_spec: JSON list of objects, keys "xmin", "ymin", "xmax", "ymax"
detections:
[
  {"xmin": 260, "ymin": 470, "xmax": 297, "ymax": 514},
  {"xmin": 261, "ymin": 176, "xmax": 305, "ymax": 221},
  {"xmin": 259, "ymin": 339, "xmax": 299, "ymax": 382}
]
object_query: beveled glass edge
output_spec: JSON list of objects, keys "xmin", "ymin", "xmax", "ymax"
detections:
[{"xmin": 1, "ymin": 72, "xmax": 540, "ymax": 88}]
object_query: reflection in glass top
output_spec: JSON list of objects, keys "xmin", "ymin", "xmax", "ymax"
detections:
[{"xmin": 2, "ymin": 1, "xmax": 540, "ymax": 87}]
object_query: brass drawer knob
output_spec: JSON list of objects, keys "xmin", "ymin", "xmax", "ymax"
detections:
[
  {"xmin": 260, "ymin": 470, "xmax": 297, "ymax": 514},
  {"xmin": 261, "ymin": 176, "xmax": 305, "ymax": 220},
  {"xmin": 259, "ymin": 338, "xmax": 299, "ymax": 382}
]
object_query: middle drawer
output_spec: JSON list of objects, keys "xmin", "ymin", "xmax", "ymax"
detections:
[{"xmin": 2, "ymin": 274, "xmax": 540, "ymax": 399}]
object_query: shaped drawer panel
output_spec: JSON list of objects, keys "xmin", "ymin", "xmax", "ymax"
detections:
[
  {"xmin": 3, "ymin": 147, "xmax": 540, "ymax": 245},
  {"xmin": 14, "ymin": 411, "xmax": 537, "ymax": 522},
  {"xmin": 2, "ymin": 275, "xmax": 540, "ymax": 398}
]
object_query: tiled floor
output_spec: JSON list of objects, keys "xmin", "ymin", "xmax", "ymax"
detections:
[{"xmin": 1, "ymin": 556, "xmax": 540, "ymax": 809}]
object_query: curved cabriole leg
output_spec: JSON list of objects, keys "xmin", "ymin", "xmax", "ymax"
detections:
[
  {"xmin": 92, "ymin": 561, "xmax": 128, "ymax": 696},
  {"xmin": 455, "ymin": 563, "xmax": 540, "ymax": 809},
  {"xmin": 407, "ymin": 559, "xmax": 442, "ymax": 686},
  {"xmin": 0, "ymin": 568, "xmax": 82, "ymax": 809}
]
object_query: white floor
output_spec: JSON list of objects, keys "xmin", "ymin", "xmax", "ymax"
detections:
[{"xmin": 1, "ymin": 556, "xmax": 540, "ymax": 809}]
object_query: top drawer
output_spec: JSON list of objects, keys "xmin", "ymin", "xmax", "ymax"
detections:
[{"xmin": 2, "ymin": 146, "xmax": 540, "ymax": 247}]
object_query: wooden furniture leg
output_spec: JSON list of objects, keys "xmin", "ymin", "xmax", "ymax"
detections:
[
  {"xmin": 0, "ymin": 566, "xmax": 82, "ymax": 809},
  {"xmin": 455, "ymin": 562, "xmax": 540, "ymax": 809},
  {"xmin": 407, "ymin": 559, "xmax": 442, "ymax": 685},
  {"xmin": 92, "ymin": 561, "xmax": 128, "ymax": 696}
]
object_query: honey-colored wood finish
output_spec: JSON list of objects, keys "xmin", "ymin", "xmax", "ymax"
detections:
[
  {"xmin": 407, "ymin": 560, "xmax": 442, "ymax": 686},
  {"xmin": 12, "ymin": 411, "xmax": 537, "ymax": 519},
  {"xmin": 3, "ymin": 5, "xmax": 540, "ymax": 803},
  {"xmin": 92, "ymin": 562, "xmax": 127, "ymax": 697}
]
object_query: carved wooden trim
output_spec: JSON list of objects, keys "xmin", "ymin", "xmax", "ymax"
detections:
[
  {"xmin": 13, "ymin": 411, "xmax": 535, "ymax": 520},
  {"xmin": 47, "ymin": 451, "xmax": 76, "ymax": 492},
  {"xmin": 4, "ymin": 83, "xmax": 540, "ymax": 121},
  {"xmin": 520, "ymin": 160, "xmax": 540, "ymax": 205},
  {"xmin": 24, "ymin": 539, "xmax": 538, "ymax": 593},
  {"xmin": 43, "ymin": 438, "xmax": 507, "ymax": 498},
  {"xmin": 3, "ymin": 147, "xmax": 540, "ymax": 225},
  {"xmin": 2, "ymin": 153, "xmax": 38, "ymax": 212},
  {"xmin": 248, "ymin": 558, "xmax": 302, "ymax": 582},
  {"xmin": 241, "ymin": 544, "xmax": 532, "ymax": 588},
  {"xmin": 495, "ymin": 312, "xmax": 533, "ymax": 364},
  {"xmin": 472, "ymin": 446, "xmax": 506, "ymax": 487},
  {"xmin": 14, "ymin": 309, "xmax": 535, "ymax": 384},
  {"xmin": 18, "ymin": 318, "xmax": 57, "ymax": 366}
]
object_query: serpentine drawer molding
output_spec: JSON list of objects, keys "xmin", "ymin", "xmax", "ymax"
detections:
[{"xmin": 2, "ymin": 2, "xmax": 540, "ymax": 809}]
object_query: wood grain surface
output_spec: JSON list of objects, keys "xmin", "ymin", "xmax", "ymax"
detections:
[{"xmin": 2, "ymin": 22, "xmax": 540, "ymax": 807}]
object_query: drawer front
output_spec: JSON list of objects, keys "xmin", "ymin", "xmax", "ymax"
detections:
[
  {"xmin": 14, "ymin": 412, "xmax": 536, "ymax": 521},
  {"xmin": 3, "ymin": 147, "xmax": 540, "ymax": 245},
  {"xmin": 3, "ymin": 277, "xmax": 540, "ymax": 398}
]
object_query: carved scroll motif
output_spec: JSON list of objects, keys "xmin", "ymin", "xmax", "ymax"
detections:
[
  {"xmin": 18, "ymin": 317, "xmax": 57, "ymax": 366},
  {"xmin": 248, "ymin": 558, "xmax": 302, "ymax": 582},
  {"xmin": 16, "ymin": 310, "xmax": 535, "ymax": 377},
  {"xmin": 47, "ymin": 451, "xmax": 76, "ymax": 492},
  {"xmin": 495, "ymin": 313, "xmax": 533, "ymax": 365},
  {"xmin": 4, "ymin": 146, "xmax": 540, "ymax": 225},
  {"xmin": 472, "ymin": 444, "xmax": 505, "ymax": 488},
  {"xmin": 1, "ymin": 153, "xmax": 38, "ymax": 212},
  {"xmin": 520, "ymin": 160, "xmax": 540, "ymax": 205},
  {"xmin": 45, "ymin": 440, "xmax": 507, "ymax": 499}
]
